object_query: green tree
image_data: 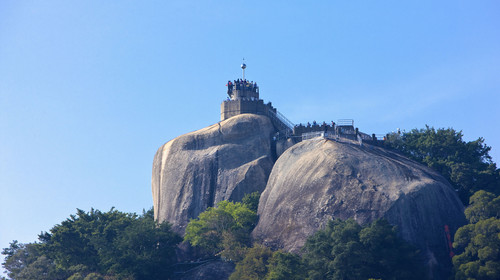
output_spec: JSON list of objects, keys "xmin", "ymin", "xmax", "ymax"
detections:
[
  {"xmin": 453, "ymin": 191, "xmax": 500, "ymax": 279},
  {"xmin": 465, "ymin": 190, "xmax": 500, "ymax": 223},
  {"xmin": 359, "ymin": 220, "xmax": 424, "ymax": 280},
  {"xmin": 1, "ymin": 241, "xmax": 63, "ymax": 280},
  {"xmin": 103, "ymin": 209, "xmax": 181, "ymax": 279},
  {"xmin": 229, "ymin": 245, "xmax": 273, "ymax": 280},
  {"xmin": 3, "ymin": 208, "xmax": 181, "ymax": 280},
  {"xmin": 384, "ymin": 126, "xmax": 500, "ymax": 204},
  {"xmin": 184, "ymin": 200, "xmax": 258, "ymax": 259},
  {"xmin": 241, "ymin": 191, "xmax": 261, "ymax": 213},
  {"xmin": 302, "ymin": 219, "xmax": 424, "ymax": 280},
  {"xmin": 228, "ymin": 246, "xmax": 306, "ymax": 280},
  {"xmin": 266, "ymin": 251, "xmax": 306, "ymax": 280}
]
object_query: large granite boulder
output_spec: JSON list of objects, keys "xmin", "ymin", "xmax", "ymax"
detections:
[
  {"xmin": 152, "ymin": 114, "xmax": 276, "ymax": 235},
  {"xmin": 253, "ymin": 137, "xmax": 466, "ymax": 279}
]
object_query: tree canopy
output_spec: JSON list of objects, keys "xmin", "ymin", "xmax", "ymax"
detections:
[
  {"xmin": 2, "ymin": 208, "xmax": 181, "ymax": 280},
  {"xmin": 228, "ymin": 246, "xmax": 306, "ymax": 280},
  {"xmin": 384, "ymin": 126, "xmax": 500, "ymax": 204},
  {"xmin": 464, "ymin": 190, "xmax": 500, "ymax": 223},
  {"xmin": 184, "ymin": 200, "xmax": 258, "ymax": 260},
  {"xmin": 302, "ymin": 219, "xmax": 425, "ymax": 280},
  {"xmin": 453, "ymin": 191, "xmax": 500, "ymax": 280},
  {"xmin": 229, "ymin": 219, "xmax": 424, "ymax": 280},
  {"xmin": 228, "ymin": 245, "xmax": 273, "ymax": 280},
  {"xmin": 240, "ymin": 191, "xmax": 261, "ymax": 213}
]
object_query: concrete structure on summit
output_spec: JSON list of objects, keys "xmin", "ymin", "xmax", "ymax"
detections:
[
  {"xmin": 220, "ymin": 64, "xmax": 294, "ymax": 133},
  {"xmin": 220, "ymin": 64, "xmax": 382, "ymax": 144},
  {"xmin": 220, "ymin": 78, "xmax": 267, "ymax": 120}
]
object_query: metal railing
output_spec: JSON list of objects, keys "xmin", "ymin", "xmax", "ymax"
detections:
[
  {"xmin": 275, "ymin": 110, "xmax": 295, "ymax": 130},
  {"xmin": 267, "ymin": 109, "xmax": 294, "ymax": 131},
  {"xmin": 302, "ymin": 131, "xmax": 326, "ymax": 140},
  {"xmin": 301, "ymin": 131, "xmax": 371, "ymax": 146},
  {"xmin": 337, "ymin": 119, "xmax": 354, "ymax": 126},
  {"xmin": 358, "ymin": 132, "xmax": 373, "ymax": 141}
]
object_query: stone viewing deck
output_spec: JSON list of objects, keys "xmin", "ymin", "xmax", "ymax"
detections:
[
  {"xmin": 221, "ymin": 76, "xmax": 294, "ymax": 134},
  {"xmin": 226, "ymin": 79, "xmax": 259, "ymax": 99},
  {"xmin": 221, "ymin": 64, "xmax": 384, "ymax": 146}
]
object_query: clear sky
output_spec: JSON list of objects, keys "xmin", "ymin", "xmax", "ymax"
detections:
[{"xmin": 1, "ymin": 0, "xmax": 499, "ymax": 269}]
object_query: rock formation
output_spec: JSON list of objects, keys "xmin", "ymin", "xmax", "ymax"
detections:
[
  {"xmin": 152, "ymin": 109, "xmax": 467, "ymax": 279},
  {"xmin": 252, "ymin": 137, "xmax": 466, "ymax": 279},
  {"xmin": 152, "ymin": 114, "xmax": 276, "ymax": 235}
]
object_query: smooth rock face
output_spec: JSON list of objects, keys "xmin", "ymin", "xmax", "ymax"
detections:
[
  {"xmin": 152, "ymin": 114, "xmax": 276, "ymax": 235},
  {"xmin": 253, "ymin": 138, "xmax": 465, "ymax": 279}
]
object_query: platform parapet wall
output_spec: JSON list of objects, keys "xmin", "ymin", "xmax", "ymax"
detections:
[
  {"xmin": 220, "ymin": 99, "xmax": 269, "ymax": 120},
  {"xmin": 292, "ymin": 121, "xmax": 381, "ymax": 143},
  {"xmin": 293, "ymin": 122, "xmax": 336, "ymax": 136},
  {"xmin": 220, "ymin": 99, "xmax": 292, "ymax": 135}
]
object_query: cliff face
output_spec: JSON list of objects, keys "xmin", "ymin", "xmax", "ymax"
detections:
[
  {"xmin": 152, "ymin": 114, "xmax": 276, "ymax": 235},
  {"xmin": 252, "ymin": 138, "xmax": 466, "ymax": 278}
]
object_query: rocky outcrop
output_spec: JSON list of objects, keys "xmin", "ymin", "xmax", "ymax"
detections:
[
  {"xmin": 153, "ymin": 112, "xmax": 466, "ymax": 279},
  {"xmin": 152, "ymin": 114, "xmax": 276, "ymax": 235},
  {"xmin": 252, "ymin": 138, "xmax": 465, "ymax": 279}
]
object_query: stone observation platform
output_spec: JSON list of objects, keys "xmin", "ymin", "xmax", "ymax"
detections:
[
  {"xmin": 220, "ymin": 63, "xmax": 294, "ymax": 134},
  {"xmin": 220, "ymin": 63, "xmax": 384, "ymax": 146}
]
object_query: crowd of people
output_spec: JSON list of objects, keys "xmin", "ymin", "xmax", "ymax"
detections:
[
  {"xmin": 295, "ymin": 121, "xmax": 336, "ymax": 129},
  {"xmin": 226, "ymin": 79, "xmax": 259, "ymax": 94}
]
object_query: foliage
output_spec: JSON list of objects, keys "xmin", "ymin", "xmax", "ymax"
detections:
[
  {"xmin": 229, "ymin": 246, "xmax": 306, "ymax": 280},
  {"xmin": 465, "ymin": 190, "xmax": 500, "ymax": 223},
  {"xmin": 453, "ymin": 191, "xmax": 500, "ymax": 279},
  {"xmin": 230, "ymin": 219, "xmax": 422, "ymax": 280},
  {"xmin": 384, "ymin": 126, "xmax": 500, "ymax": 204},
  {"xmin": 302, "ymin": 219, "xmax": 424, "ymax": 280},
  {"xmin": 221, "ymin": 231, "xmax": 249, "ymax": 262},
  {"xmin": 184, "ymin": 200, "xmax": 258, "ymax": 259},
  {"xmin": 229, "ymin": 245, "xmax": 273, "ymax": 280},
  {"xmin": 266, "ymin": 251, "xmax": 307, "ymax": 280},
  {"xmin": 241, "ymin": 191, "xmax": 261, "ymax": 213},
  {"xmin": 2, "ymin": 208, "xmax": 181, "ymax": 280},
  {"xmin": 1, "ymin": 241, "xmax": 63, "ymax": 280}
]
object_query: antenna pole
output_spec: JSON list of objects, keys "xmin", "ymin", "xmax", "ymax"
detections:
[{"xmin": 241, "ymin": 59, "xmax": 246, "ymax": 80}]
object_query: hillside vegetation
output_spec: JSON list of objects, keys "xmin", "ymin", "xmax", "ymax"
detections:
[
  {"xmin": 384, "ymin": 126, "xmax": 500, "ymax": 204},
  {"xmin": 2, "ymin": 209, "xmax": 181, "ymax": 280}
]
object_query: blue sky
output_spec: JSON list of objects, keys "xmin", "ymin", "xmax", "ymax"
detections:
[{"xmin": 1, "ymin": 0, "xmax": 499, "ymax": 268}]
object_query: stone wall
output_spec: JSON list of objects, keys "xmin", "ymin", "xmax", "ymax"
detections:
[{"xmin": 220, "ymin": 99, "xmax": 270, "ymax": 121}]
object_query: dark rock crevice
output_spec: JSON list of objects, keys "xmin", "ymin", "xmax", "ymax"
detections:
[{"xmin": 207, "ymin": 150, "xmax": 219, "ymax": 208}]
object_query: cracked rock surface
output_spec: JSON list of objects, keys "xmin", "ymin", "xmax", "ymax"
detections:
[{"xmin": 152, "ymin": 114, "xmax": 276, "ymax": 235}]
